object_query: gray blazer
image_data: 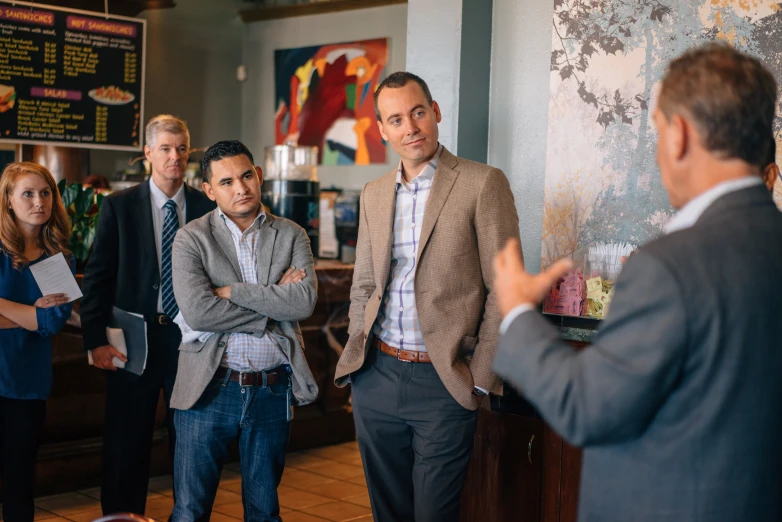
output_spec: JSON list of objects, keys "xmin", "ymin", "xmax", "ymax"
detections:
[
  {"xmin": 169, "ymin": 209, "xmax": 319, "ymax": 410},
  {"xmin": 494, "ymin": 185, "xmax": 782, "ymax": 522}
]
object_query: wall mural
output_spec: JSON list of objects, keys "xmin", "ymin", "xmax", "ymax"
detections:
[
  {"xmin": 542, "ymin": 0, "xmax": 782, "ymax": 268},
  {"xmin": 274, "ymin": 38, "xmax": 389, "ymax": 166}
]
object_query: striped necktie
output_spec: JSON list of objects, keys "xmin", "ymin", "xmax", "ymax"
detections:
[{"xmin": 161, "ymin": 199, "xmax": 179, "ymax": 318}]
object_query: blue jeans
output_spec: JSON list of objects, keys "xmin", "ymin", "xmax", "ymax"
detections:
[{"xmin": 172, "ymin": 367, "xmax": 291, "ymax": 522}]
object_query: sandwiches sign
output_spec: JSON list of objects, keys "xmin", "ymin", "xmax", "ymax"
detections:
[{"xmin": 0, "ymin": 1, "xmax": 145, "ymax": 151}]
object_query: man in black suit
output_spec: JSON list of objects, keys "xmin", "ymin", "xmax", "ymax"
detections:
[
  {"xmin": 492, "ymin": 43, "xmax": 782, "ymax": 522},
  {"xmin": 81, "ymin": 114, "xmax": 215, "ymax": 516}
]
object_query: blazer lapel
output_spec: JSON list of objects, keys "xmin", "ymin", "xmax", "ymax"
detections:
[
  {"xmin": 257, "ymin": 214, "xmax": 277, "ymax": 285},
  {"xmin": 136, "ymin": 181, "xmax": 157, "ymax": 263},
  {"xmin": 372, "ymin": 170, "xmax": 398, "ymax": 289},
  {"xmin": 416, "ymin": 149, "xmax": 459, "ymax": 265},
  {"xmin": 209, "ymin": 211, "xmax": 242, "ymax": 279}
]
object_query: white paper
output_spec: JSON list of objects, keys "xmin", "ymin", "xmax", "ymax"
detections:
[
  {"xmin": 29, "ymin": 252, "xmax": 82, "ymax": 302},
  {"xmin": 87, "ymin": 327, "xmax": 127, "ymax": 369}
]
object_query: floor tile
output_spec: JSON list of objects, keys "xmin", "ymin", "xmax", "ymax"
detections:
[
  {"xmin": 304, "ymin": 445, "xmax": 359, "ymax": 461},
  {"xmin": 144, "ymin": 495, "xmax": 175, "ymax": 520},
  {"xmin": 33, "ymin": 508, "xmax": 60, "ymax": 520},
  {"xmin": 305, "ymin": 462, "xmax": 365, "ymax": 481},
  {"xmin": 300, "ymin": 500, "xmax": 373, "ymax": 521},
  {"xmin": 278, "ymin": 512, "xmax": 330, "ymax": 522},
  {"xmin": 34, "ymin": 493, "xmax": 99, "ymax": 516},
  {"xmin": 75, "ymin": 487, "xmax": 101, "ymax": 501},
  {"xmin": 277, "ymin": 486, "xmax": 333, "ymax": 510},
  {"xmin": 300, "ymin": 481, "xmax": 367, "ymax": 501},
  {"xmin": 66, "ymin": 508, "xmax": 106, "ymax": 522},
  {"xmin": 285, "ymin": 453, "xmax": 337, "ymax": 471},
  {"xmin": 345, "ymin": 474, "xmax": 367, "ymax": 488},
  {"xmin": 343, "ymin": 491, "xmax": 371, "ymax": 509},
  {"xmin": 209, "ymin": 512, "xmax": 241, "ymax": 521},
  {"xmin": 281, "ymin": 469, "xmax": 337, "ymax": 489},
  {"xmin": 147, "ymin": 474, "xmax": 174, "ymax": 497},
  {"xmin": 212, "ymin": 501, "xmax": 244, "ymax": 519},
  {"xmin": 213, "ymin": 488, "xmax": 243, "ymax": 507},
  {"xmin": 218, "ymin": 479, "xmax": 244, "ymax": 494}
]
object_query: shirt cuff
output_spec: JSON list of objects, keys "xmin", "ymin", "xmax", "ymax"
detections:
[{"xmin": 499, "ymin": 304, "xmax": 536, "ymax": 335}]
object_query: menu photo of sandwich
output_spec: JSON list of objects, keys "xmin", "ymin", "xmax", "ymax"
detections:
[{"xmin": 0, "ymin": 85, "xmax": 16, "ymax": 113}]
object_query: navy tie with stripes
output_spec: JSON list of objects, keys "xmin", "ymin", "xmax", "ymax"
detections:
[{"xmin": 161, "ymin": 199, "xmax": 179, "ymax": 318}]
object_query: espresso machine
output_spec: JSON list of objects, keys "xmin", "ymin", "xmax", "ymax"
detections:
[{"xmin": 262, "ymin": 144, "xmax": 320, "ymax": 256}]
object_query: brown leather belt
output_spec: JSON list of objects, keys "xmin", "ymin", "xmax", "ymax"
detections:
[
  {"xmin": 214, "ymin": 366, "xmax": 285, "ymax": 386},
  {"xmin": 373, "ymin": 338, "xmax": 432, "ymax": 363}
]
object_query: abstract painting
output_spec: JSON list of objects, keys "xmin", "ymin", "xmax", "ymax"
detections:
[
  {"xmin": 274, "ymin": 38, "xmax": 389, "ymax": 165},
  {"xmin": 542, "ymin": 0, "xmax": 782, "ymax": 268}
]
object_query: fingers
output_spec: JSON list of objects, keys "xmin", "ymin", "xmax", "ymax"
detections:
[
  {"xmin": 543, "ymin": 258, "xmax": 574, "ymax": 285},
  {"xmin": 279, "ymin": 267, "xmax": 306, "ymax": 285},
  {"xmin": 40, "ymin": 293, "xmax": 68, "ymax": 307},
  {"xmin": 278, "ymin": 267, "xmax": 296, "ymax": 284},
  {"xmin": 110, "ymin": 347, "xmax": 128, "ymax": 363}
]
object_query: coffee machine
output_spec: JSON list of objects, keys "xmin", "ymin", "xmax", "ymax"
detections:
[{"xmin": 261, "ymin": 144, "xmax": 320, "ymax": 255}]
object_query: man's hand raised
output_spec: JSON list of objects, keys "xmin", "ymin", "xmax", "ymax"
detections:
[{"xmin": 493, "ymin": 238, "xmax": 573, "ymax": 318}]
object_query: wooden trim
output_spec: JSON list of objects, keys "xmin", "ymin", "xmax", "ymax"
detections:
[{"xmin": 239, "ymin": 0, "xmax": 407, "ymax": 23}]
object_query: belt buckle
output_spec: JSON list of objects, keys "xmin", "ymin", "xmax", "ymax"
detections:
[
  {"xmin": 157, "ymin": 314, "xmax": 168, "ymax": 326},
  {"xmin": 397, "ymin": 350, "xmax": 412, "ymax": 363},
  {"xmin": 238, "ymin": 371, "xmax": 254, "ymax": 386}
]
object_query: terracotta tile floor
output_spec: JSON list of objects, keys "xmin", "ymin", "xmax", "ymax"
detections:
[{"xmin": 1, "ymin": 441, "xmax": 372, "ymax": 522}]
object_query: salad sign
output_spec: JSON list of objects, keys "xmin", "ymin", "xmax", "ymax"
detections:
[{"xmin": 0, "ymin": 1, "xmax": 145, "ymax": 150}]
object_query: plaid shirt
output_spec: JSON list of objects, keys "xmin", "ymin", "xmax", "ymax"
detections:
[
  {"xmin": 372, "ymin": 144, "xmax": 443, "ymax": 352},
  {"xmin": 219, "ymin": 209, "xmax": 288, "ymax": 371}
]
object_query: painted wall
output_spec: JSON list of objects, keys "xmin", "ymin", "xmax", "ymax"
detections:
[
  {"xmin": 241, "ymin": 4, "xmax": 408, "ymax": 191},
  {"xmin": 488, "ymin": 0, "xmax": 554, "ymax": 273},
  {"xmin": 90, "ymin": 1, "xmax": 243, "ymax": 177}
]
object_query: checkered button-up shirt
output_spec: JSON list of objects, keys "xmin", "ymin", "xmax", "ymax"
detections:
[
  {"xmin": 372, "ymin": 144, "xmax": 443, "ymax": 352},
  {"xmin": 219, "ymin": 209, "xmax": 288, "ymax": 371}
]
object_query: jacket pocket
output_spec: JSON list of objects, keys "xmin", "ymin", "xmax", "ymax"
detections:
[{"xmin": 460, "ymin": 335, "xmax": 478, "ymax": 361}]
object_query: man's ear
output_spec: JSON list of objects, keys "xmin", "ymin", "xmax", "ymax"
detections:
[
  {"xmin": 144, "ymin": 145, "xmax": 152, "ymax": 162},
  {"xmin": 433, "ymin": 101, "xmax": 442, "ymax": 124},
  {"xmin": 202, "ymin": 180, "xmax": 216, "ymax": 202},
  {"xmin": 762, "ymin": 163, "xmax": 779, "ymax": 192},
  {"xmin": 255, "ymin": 166, "xmax": 263, "ymax": 186},
  {"xmin": 376, "ymin": 120, "xmax": 388, "ymax": 142},
  {"xmin": 669, "ymin": 113, "xmax": 689, "ymax": 163}
]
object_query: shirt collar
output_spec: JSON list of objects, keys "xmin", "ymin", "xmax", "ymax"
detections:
[
  {"xmin": 218, "ymin": 206, "xmax": 266, "ymax": 236},
  {"xmin": 149, "ymin": 177, "xmax": 186, "ymax": 211},
  {"xmin": 396, "ymin": 143, "xmax": 444, "ymax": 187},
  {"xmin": 664, "ymin": 176, "xmax": 764, "ymax": 235}
]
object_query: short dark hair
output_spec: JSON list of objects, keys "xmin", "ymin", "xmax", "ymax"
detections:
[
  {"xmin": 202, "ymin": 140, "xmax": 254, "ymax": 182},
  {"xmin": 658, "ymin": 42, "xmax": 778, "ymax": 168},
  {"xmin": 767, "ymin": 134, "xmax": 777, "ymax": 167},
  {"xmin": 373, "ymin": 71, "xmax": 434, "ymax": 121}
]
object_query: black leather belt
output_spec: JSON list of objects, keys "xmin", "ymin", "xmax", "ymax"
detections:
[{"xmin": 214, "ymin": 366, "xmax": 286, "ymax": 387}]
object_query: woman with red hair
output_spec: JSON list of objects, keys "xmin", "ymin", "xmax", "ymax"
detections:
[{"xmin": 0, "ymin": 162, "xmax": 76, "ymax": 521}]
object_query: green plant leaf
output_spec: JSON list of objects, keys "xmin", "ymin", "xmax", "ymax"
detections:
[
  {"xmin": 62, "ymin": 183, "xmax": 80, "ymax": 209},
  {"xmin": 57, "ymin": 178, "xmax": 67, "ymax": 195},
  {"xmin": 95, "ymin": 193, "xmax": 105, "ymax": 212},
  {"xmin": 74, "ymin": 186, "xmax": 94, "ymax": 217}
]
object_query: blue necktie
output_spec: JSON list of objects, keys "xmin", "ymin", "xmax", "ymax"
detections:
[{"xmin": 161, "ymin": 199, "xmax": 179, "ymax": 318}]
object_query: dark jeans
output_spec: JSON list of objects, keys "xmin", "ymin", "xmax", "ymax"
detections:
[
  {"xmin": 101, "ymin": 321, "xmax": 181, "ymax": 515},
  {"xmin": 172, "ymin": 367, "xmax": 291, "ymax": 522},
  {"xmin": 0, "ymin": 396, "xmax": 46, "ymax": 522},
  {"xmin": 351, "ymin": 348, "xmax": 479, "ymax": 522}
]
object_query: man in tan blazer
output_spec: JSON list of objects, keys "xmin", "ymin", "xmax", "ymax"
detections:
[{"xmin": 335, "ymin": 71, "xmax": 520, "ymax": 521}]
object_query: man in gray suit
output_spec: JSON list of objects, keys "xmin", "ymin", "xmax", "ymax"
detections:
[
  {"xmin": 492, "ymin": 43, "xmax": 782, "ymax": 522},
  {"xmin": 169, "ymin": 140, "xmax": 318, "ymax": 521}
]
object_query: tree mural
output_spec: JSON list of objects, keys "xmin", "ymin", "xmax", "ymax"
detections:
[{"xmin": 543, "ymin": 0, "xmax": 779, "ymax": 266}]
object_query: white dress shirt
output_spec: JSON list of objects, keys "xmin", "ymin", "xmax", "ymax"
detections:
[
  {"xmin": 148, "ymin": 178, "xmax": 186, "ymax": 314},
  {"xmin": 500, "ymin": 176, "xmax": 766, "ymax": 334}
]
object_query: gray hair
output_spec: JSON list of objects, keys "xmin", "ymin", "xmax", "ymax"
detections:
[{"xmin": 145, "ymin": 114, "xmax": 190, "ymax": 149}]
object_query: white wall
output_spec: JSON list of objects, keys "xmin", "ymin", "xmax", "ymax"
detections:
[
  {"xmin": 488, "ymin": 0, "xmax": 554, "ymax": 273},
  {"xmin": 241, "ymin": 4, "xmax": 408, "ymax": 191},
  {"xmin": 406, "ymin": 0, "xmax": 462, "ymax": 152}
]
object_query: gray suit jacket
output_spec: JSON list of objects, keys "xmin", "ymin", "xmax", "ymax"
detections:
[
  {"xmin": 169, "ymin": 209, "xmax": 319, "ymax": 410},
  {"xmin": 494, "ymin": 185, "xmax": 782, "ymax": 522}
]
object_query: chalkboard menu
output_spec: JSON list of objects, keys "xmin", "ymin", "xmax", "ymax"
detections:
[{"xmin": 0, "ymin": 1, "xmax": 145, "ymax": 150}]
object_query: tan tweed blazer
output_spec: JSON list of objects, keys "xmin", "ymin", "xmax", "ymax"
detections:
[{"xmin": 334, "ymin": 147, "xmax": 521, "ymax": 410}]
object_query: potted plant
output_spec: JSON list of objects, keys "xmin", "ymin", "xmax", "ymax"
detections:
[{"xmin": 56, "ymin": 179, "xmax": 105, "ymax": 270}]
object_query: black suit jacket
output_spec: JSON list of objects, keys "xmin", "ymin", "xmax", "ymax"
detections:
[
  {"xmin": 494, "ymin": 184, "xmax": 782, "ymax": 522},
  {"xmin": 81, "ymin": 181, "xmax": 215, "ymax": 351}
]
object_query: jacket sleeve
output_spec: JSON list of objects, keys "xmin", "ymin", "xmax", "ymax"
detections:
[
  {"xmin": 347, "ymin": 184, "xmax": 375, "ymax": 339},
  {"xmin": 172, "ymin": 228, "xmax": 270, "ymax": 335},
  {"xmin": 80, "ymin": 197, "xmax": 119, "ymax": 350},
  {"xmin": 492, "ymin": 252, "xmax": 688, "ymax": 447},
  {"xmin": 470, "ymin": 168, "xmax": 521, "ymax": 393},
  {"xmin": 229, "ymin": 226, "xmax": 317, "ymax": 322}
]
